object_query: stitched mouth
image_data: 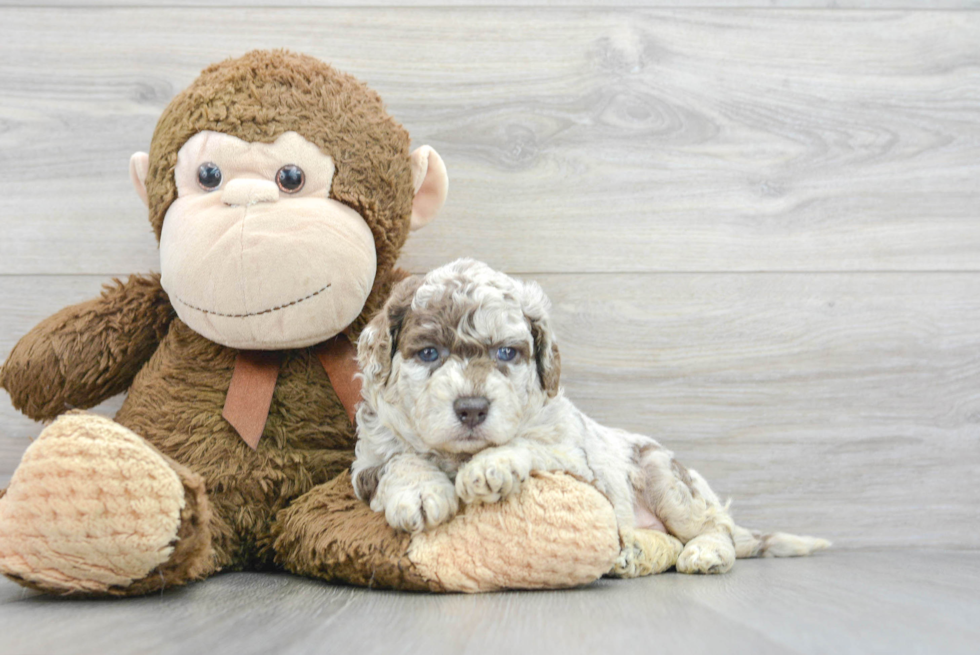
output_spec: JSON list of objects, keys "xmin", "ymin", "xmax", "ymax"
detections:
[{"xmin": 172, "ymin": 282, "xmax": 332, "ymax": 318}]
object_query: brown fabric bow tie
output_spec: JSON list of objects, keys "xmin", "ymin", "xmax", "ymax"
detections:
[{"xmin": 221, "ymin": 335, "xmax": 361, "ymax": 450}]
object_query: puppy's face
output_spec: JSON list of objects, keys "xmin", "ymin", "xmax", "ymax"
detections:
[{"xmin": 358, "ymin": 259, "xmax": 561, "ymax": 456}]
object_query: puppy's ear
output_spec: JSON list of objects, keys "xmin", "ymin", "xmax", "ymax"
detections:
[
  {"xmin": 521, "ymin": 281, "xmax": 561, "ymax": 397},
  {"xmin": 358, "ymin": 275, "xmax": 424, "ymax": 384}
]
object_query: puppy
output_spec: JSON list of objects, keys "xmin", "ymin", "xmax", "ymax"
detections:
[{"xmin": 352, "ymin": 259, "xmax": 829, "ymax": 576}]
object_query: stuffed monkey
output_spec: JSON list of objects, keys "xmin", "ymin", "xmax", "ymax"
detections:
[{"xmin": 0, "ymin": 50, "xmax": 619, "ymax": 596}]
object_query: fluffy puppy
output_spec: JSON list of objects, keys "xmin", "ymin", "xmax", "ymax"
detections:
[{"xmin": 352, "ymin": 259, "xmax": 829, "ymax": 576}]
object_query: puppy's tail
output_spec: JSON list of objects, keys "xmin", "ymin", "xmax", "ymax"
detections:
[{"xmin": 733, "ymin": 524, "xmax": 831, "ymax": 559}]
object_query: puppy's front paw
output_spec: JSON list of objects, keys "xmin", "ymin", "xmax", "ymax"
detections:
[
  {"xmin": 382, "ymin": 478, "xmax": 459, "ymax": 534},
  {"xmin": 455, "ymin": 451, "xmax": 531, "ymax": 504}
]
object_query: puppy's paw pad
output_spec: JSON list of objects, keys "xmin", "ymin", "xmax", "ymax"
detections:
[
  {"xmin": 676, "ymin": 537, "xmax": 735, "ymax": 575},
  {"xmin": 385, "ymin": 481, "xmax": 458, "ymax": 534},
  {"xmin": 420, "ymin": 482, "xmax": 459, "ymax": 529},
  {"xmin": 609, "ymin": 529, "xmax": 640, "ymax": 578},
  {"xmin": 455, "ymin": 465, "xmax": 490, "ymax": 504},
  {"xmin": 612, "ymin": 548, "xmax": 640, "ymax": 578},
  {"xmin": 627, "ymin": 530, "xmax": 683, "ymax": 576},
  {"xmin": 387, "ymin": 498, "xmax": 426, "ymax": 534},
  {"xmin": 456, "ymin": 453, "xmax": 529, "ymax": 504}
]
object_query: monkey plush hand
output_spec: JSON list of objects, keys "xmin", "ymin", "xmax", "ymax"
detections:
[{"xmin": 0, "ymin": 50, "xmax": 618, "ymax": 595}]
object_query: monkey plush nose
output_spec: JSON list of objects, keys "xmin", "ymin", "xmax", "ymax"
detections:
[
  {"xmin": 453, "ymin": 397, "xmax": 490, "ymax": 428},
  {"xmin": 222, "ymin": 179, "xmax": 280, "ymax": 206}
]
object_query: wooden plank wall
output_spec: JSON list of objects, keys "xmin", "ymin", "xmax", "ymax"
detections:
[{"xmin": 1, "ymin": 4, "xmax": 977, "ymax": 549}]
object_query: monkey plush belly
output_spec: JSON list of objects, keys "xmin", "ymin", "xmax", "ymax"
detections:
[{"xmin": 114, "ymin": 319, "xmax": 355, "ymax": 568}]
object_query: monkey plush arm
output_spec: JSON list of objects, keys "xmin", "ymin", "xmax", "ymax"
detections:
[{"xmin": 0, "ymin": 274, "xmax": 174, "ymax": 421}]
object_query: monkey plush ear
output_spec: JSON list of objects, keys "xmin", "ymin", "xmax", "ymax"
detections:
[
  {"xmin": 409, "ymin": 146, "xmax": 448, "ymax": 231},
  {"xmin": 129, "ymin": 152, "xmax": 150, "ymax": 207}
]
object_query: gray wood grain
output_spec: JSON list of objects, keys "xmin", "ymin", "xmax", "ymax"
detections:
[
  {"xmin": 3, "ymin": 272, "xmax": 979, "ymax": 548},
  {"xmin": 1, "ymin": 550, "xmax": 977, "ymax": 655},
  {"xmin": 1, "ymin": 8, "xmax": 978, "ymax": 274},
  {"xmin": 2, "ymin": 1, "xmax": 979, "ymax": 7}
]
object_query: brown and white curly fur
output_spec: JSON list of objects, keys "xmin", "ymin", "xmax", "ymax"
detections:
[{"xmin": 352, "ymin": 259, "xmax": 828, "ymax": 576}]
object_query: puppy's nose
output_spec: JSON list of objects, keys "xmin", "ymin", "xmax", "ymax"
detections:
[{"xmin": 453, "ymin": 396, "xmax": 490, "ymax": 428}]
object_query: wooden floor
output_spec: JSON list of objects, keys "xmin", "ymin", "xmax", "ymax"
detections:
[{"xmin": 1, "ymin": 549, "xmax": 977, "ymax": 655}]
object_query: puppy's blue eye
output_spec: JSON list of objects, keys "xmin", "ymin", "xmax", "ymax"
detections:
[
  {"xmin": 496, "ymin": 347, "xmax": 517, "ymax": 362},
  {"xmin": 417, "ymin": 347, "xmax": 440, "ymax": 363}
]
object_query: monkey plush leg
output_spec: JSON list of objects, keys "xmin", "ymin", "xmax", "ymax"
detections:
[
  {"xmin": 0, "ymin": 412, "xmax": 214, "ymax": 596},
  {"xmin": 273, "ymin": 471, "xmax": 621, "ymax": 593}
]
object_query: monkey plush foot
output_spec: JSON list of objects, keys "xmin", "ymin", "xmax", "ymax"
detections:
[
  {"xmin": 0, "ymin": 413, "xmax": 211, "ymax": 595},
  {"xmin": 274, "ymin": 471, "xmax": 620, "ymax": 592}
]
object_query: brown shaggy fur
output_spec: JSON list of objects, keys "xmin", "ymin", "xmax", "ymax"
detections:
[
  {"xmin": 0, "ymin": 50, "xmax": 426, "ymax": 594},
  {"xmin": 272, "ymin": 471, "xmax": 440, "ymax": 592},
  {"xmin": 0, "ymin": 274, "xmax": 174, "ymax": 421}
]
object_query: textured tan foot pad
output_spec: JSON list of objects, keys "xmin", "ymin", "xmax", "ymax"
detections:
[
  {"xmin": 0, "ymin": 413, "xmax": 185, "ymax": 593},
  {"xmin": 407, "ymin": 471, "xmax": 620, "ymax": 592}
]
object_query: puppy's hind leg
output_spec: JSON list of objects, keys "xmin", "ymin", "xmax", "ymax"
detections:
[
  {"xmin": 639, "ymin": 448, "xmax": 736, "ymax": 575},
  {"xmin": 601, "ymin": 461, "xmax": 682, "ymax": 578},
  {"xmin": 612, "ymin": 528, "xmax": 683, "ymax": 578}
]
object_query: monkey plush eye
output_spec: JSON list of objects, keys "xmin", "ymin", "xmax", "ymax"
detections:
[
  {"xmin": 277, "ymin": 165, "xmax": 305, "ymax": 193},
  {"xmin": 417, "ymin": 347, "xmax": 440, "ymax": 363},
  {"xmin": 197, "ymin": 162, "xmax": 222, "ymax": 190},
  {"xmin": 495, "ymin": 347, "xmax": 518, "ymax": 362}
]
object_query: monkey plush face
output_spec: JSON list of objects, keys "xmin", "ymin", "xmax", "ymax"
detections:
[
  {"xmin": 157, "ymin": 130, "xmax": 377, "ymax": 349},
  {"xmin": 127, "ymin": 50, "xmax": 449, "ymax": 350}
]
